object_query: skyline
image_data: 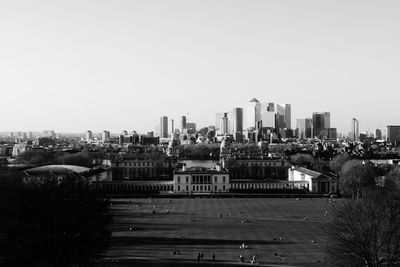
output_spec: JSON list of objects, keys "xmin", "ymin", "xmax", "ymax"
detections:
[{"xmin": 1, "ymin": 0, "xmax": 399, "ymax": 133}]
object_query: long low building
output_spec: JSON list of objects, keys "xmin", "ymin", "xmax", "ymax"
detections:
[{"xmin": 288, "ymin": 166, "xmax": 338, "ymax": 193}]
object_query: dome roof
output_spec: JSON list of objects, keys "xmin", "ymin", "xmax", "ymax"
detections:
[{"xmin": 25, "ymin": 165, "xmax": 90, "ymax": 175}]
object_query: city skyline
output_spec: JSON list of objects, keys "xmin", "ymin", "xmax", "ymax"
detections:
[{"xmin": 1, "ymin": 1, "xmax": 399, "ymax": 133}]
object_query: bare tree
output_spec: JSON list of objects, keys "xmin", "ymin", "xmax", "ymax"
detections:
[{"xmin": 326, "ymin": 190, "xmax": 400, "ymax": 267}]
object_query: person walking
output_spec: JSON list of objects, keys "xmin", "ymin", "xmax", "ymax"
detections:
[{"xmin": 212, "ymin": 253, "xmax": 215, "ymax": 261}]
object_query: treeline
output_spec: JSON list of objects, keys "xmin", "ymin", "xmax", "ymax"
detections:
[
  {"xmin": 0, "ymin": 169, "xmax": 112, "ymax": 266},
  {"xmin": 18, "ymin": 150, "xmax": 106, "ymax": 167}
]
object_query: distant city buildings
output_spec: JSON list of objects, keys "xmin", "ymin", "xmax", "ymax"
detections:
[
  {"xmin": 387, "ymin": 125, "xmax": 400, "ymax": 146},
  {"xmin": 247, "ymin": 98, "xmax": 261, "ymax": 129},
  {"xmin": 42, "ymin": 130, "xmax": 55, "ymax": 139},
  {"xmin": 232, "ymin": 108, "xmax": 243, "ymax": 134},
  {"xmin": 375, "ymin": 129, "xmax": 382, "ymax": 140},
  {"xmin": 312, "ymin": 112, "xmax": 330, "ymax": 138},
  {"xmin": 85, "ymin": 130, "xmax": 93, "ymax": 142},
  {"xmin": 296, "ymin": 118, "xmax": 313, "ymax": 139},
  {"xmin": 160, "ymin": 116, "xmax": 168, "ymax": 138},
  {"xmin": 351, "ymin": 118, "xmax": 359, "ymax": 141},
  {"xmin": 102, "ymin": 130, "xmax": 110, "ymax": 142}
]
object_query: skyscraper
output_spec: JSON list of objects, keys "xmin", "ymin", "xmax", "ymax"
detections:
[
  {"xmin": 375, "ymin": 129, "xmax": 382, "ymax": 140},
  {"xmin": 160, "ymin": 116, "xmax": 168, "ymax": 138},
  {"xmin": 220, "ymin": 113, "xmax": 229, "ymax": 135},
  {"xmin": 276, "ymin": 104, "xmax": 286, "ymax": 130},
  {"xmin": 85, "ymin": 130, "xmax": 92, "ymax": 142},
  {"xmin": 387, "ymin": 126, "xmax": 400, "ymax": 145},
  {"xmin": 102, "ymin": 130, "xmax": 110, "ymax": 142},
  {"xmin": 285, "ymin": 104, "xmax": 291, "ymax": 129},
  {"xmin": 351, "ymin": 118, "xmax": 359, "ymax": 141},
  {"xmin": 215, "ymin": 113, "xmax": 224, "ymax": 131},
  {"xmin": 261, "ymin": 103, "xmax": 275, "ymax": 128},
  {"xmin": 296, "ymin": 118, "xmax": 312, "ymax": 139},
  {"xmin": 232, "ymin": 107, "xmax": 243, "ymax": 133},
  {"xmin": 312, "ymin": 112, "xmax": 330, "ymax": 138},
  {"xmin": 246, "ymin": 98, "xmax": 261, "ymax": 129},
  {"xmin": 181, "ymin": 116, "xmax": 187, "ymax": 132}
]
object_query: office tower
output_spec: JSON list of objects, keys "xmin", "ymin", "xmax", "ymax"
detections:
[
  {"xmin": 261, "ymin": 103, "xmax": 275, "ymax": 128},
  {"xmin": 102, "ymin": 130, "xmax": 110, "ymax": 142},
  {"xmin": 220, "ymin": 113, "xmax": 229, "ymax": 135},
  {"xmin": 351, "ymin": 118, "xmax": 359, "ymax": 141},
  {"xmin": 247, "ymin": 98, "xmax": 261, "ymax": 129},
  {"xmin": 160, "ymin": 116, "xmax": 168, "ymax": 138},
  {"xmin": 121, "ymin": 130, "xmax": 128, "ymax": 135},
  {"xmin": 227, "ymin": 111, "xmax": 233, "ymax": 134},
  {"xmin": 285, "ymin": 104, "xmax": 291, "ymax": 129},
  {"xmin": 387, "ymin": 126, "xmax": 400, "ymax": 145},
  {"xmin": 375, "ymin": 129, "xmax": 382, "ymax": 140},
  {"xmin": 22, "ymin": 132, "xmax": 27, "ymax": 140},
  {"xmin": 215, "ymin": 113, "xmax": 224, "ymax": 131},
  {"xmin": 28, "ymin": 131, "xmax": 33, "ymax": 139},
  {"xmin": 85, "ymin": 130, "xmax": 93, "ymax": 142},
  {"xmin": 312, "ymin": 112, "xmax": 330, "ymax": 138},
  {"xmin": 232, "ymin": 107, "xmax": 243, "ymax": 133},
  {"xmin": 181, "ymin": 116, "xmax": 187, "ymax": 131},
  {"xmin": 327, "ymin": 128, "xmax": 337, "ymax": 139},
  {"xmin": 276, "ymin": 104, "xmax": 286, "ymax": 129},
  {"xmin": 171, "ymin": 119, "xmax": 174, "ymax": 134},
  {"xmin": 296, "ymin": 118, "xmax": 313, "ymax": 139}
]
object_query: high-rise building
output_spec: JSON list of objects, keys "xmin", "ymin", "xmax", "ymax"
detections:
[
  {"xmin": 276, "ymin": 104, "xmax": 286, "ymax": 130},
  {"xmin": 232, "ymin": 108, "xmax": 243, "ymax": 133},
  {"xmin": 285, "ymin": 104, "xmax": 291, "ymax": 129},
  {"xmin": 102, "ymin": 130, "xmax": 110, "ymax": 142},
  {"xmin": 181, "ymin": 116, "xmax": 187, "ymax": 131},
  {"xmin": 387, "ymin": 126, "xmax": 400, "ymax": 146},
  {"xmin": 351, "ymin": 118, "xmax": 359, "ymax": 141},
  {"xmin": 220, "ymin": 113, "xmax": 229, "ymax": 135},
  {"xmin": 375, "ymin": 129, "xmax": 382, "ymax": 140},
  {"xmin": 85, "ymin": 130, "xmax": 93, "ymax": 142},
  {"xmin": 28, "ymin": 131, "xmax": 33, "ymax": 139},
  {"xmin": 312, "ymin": 112, "xmax": 330, "ymax": 138},
  {"xmin": 121, "ymin": 130, "xmax": 128, "ymax": 135},
  {"xmin": 215, "ymin": 113, "xmax": 224, "ymax": 131},
  {"xmin": 296, "ymin": 118, "xmax": 312, "ymax": 139},
  {"xmin": 246, "ymin": 98, "xmax": 261, "ymax": 129},
  {"xmin": 160, "ymin": 116, "xmax": 168, "ymax": 138},
  {"xmin": 171, "ymin": 119, "xmax": 174, "ymax": 134},
  {"xmin": 261, "ymin": 103, "xmax": 275, "ymax": 128}
]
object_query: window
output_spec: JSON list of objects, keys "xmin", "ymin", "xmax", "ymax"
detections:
[
  {"xmin": 223, "ymin": 185, "xmax": 225, "ymax": 191},
  {"xmin": 186, "ymin": 176, "xmax": 189, "ymax": 183},
  {"xmin": 177, "ymin": 176, "xmax": 180, "ymax": 183},
  {"xmin": 214, "ymin": 177, "xmax": 217, "ymax": 183},
  {"xmin": 186, "ymin": 185, "xmax": 189, "ymax": 191},
  {"xmin": 200, "ymin": 185, "xmax": 203, "ymax": 190},
  {"xmin": 177, "ymin": 185, "xmax": 180, "ymax": 191},
  {"xmin": 301, "ymin": 174, "xmax": 305, "ymax": 181},
  {"xmin": 223, "ymin": 176, "xmax": 226, "ymax": 183}
]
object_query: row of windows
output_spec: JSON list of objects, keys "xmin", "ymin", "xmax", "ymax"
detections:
[
  {"xmin": 238, "ymin": 162, "xmax": 286, "ymax": 167},
  {"xmin": 177, "ymin": 185, "xmax": 226, "ymax": 191},
  {"xmin": 176, "ymin": 176, "xmax": 227, "ymax": 183},
  {"xmin": 118, "ymin": 162, "xmax": 169, "ymax": 167}
]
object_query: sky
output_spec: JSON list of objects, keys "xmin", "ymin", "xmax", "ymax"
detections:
[{"xmin": 1, "ymin": 0, "xmax": 399, "ymax": 135}]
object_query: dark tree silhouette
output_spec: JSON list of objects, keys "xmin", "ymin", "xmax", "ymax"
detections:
[
  {"xmin": 0, "ymin": 174, "xmax": 111, "ymax": 267},
  {"xmin": 326, "ymin": 189, "xmax": 400, "ymax": 267}
]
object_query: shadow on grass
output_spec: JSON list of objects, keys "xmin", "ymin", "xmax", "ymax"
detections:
[{"xmin": 111, "ymin": 236, "xmax": 297, "ymax": 246}]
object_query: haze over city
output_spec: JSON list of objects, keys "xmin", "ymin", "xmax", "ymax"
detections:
[{"xmin": 1, "ymin": 0, "xmax": 399, "ymax": 134}]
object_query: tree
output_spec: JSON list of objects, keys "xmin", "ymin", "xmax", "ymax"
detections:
[
  {"xmin": 339, "ymin": 160, "xmax": 377, "ymax": 198},
  {"xmin": 330, "ymin": 152, "xmax": 352, "ymax": 175},
  {"xmin": 290, "ymin": 153, "xmax": 314, "ymax": 167},
  {"xmin": 326, "ymin": 189, "xmax": 400, "ymax": 267},
  {"xmin": 0, "ymin": 176, "xmax": 111, "ymax": 267}
]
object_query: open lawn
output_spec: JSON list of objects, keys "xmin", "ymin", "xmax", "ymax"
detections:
[{"xmin": 97, "ymin": 197, "xmax": 337, "ymax": 267}]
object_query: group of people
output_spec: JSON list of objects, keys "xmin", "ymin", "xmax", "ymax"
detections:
[{"xmin": 239, "ymin": 254, "xmax": 257, "ymax": 264}]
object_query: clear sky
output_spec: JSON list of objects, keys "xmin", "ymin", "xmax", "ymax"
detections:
[{"xmin": 1, "ymin": 0, "xmax": 399, "ymax": 135}]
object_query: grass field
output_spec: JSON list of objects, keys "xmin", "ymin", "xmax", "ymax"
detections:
[{"xmin": 98, "ymin": 197, "xmax": 336, "ymax": 267}]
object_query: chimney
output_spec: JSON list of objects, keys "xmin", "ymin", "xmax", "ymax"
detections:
[{"xmin": 182, "ymin": 164, "xmax": 186, "ymax": 171}]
